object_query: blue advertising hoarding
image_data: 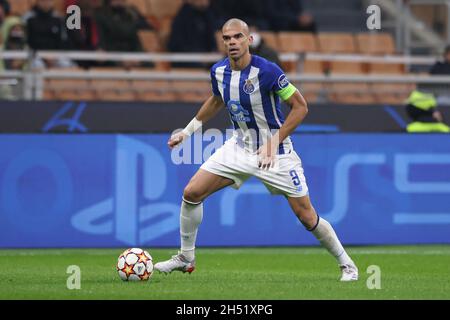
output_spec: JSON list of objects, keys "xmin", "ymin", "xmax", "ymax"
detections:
[{"xmin": 0, "ymin": 133, "xmax": 449, "ymax": 248}]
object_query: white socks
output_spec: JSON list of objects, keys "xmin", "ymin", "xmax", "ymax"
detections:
[
  {"xmin": 180, "ymin": 197, "xmax": 203, "ymax": 261},
  {"xmin": 310, "ymin": 217, "xmax": 354, "ymax": 266},
  {"xmin": 179, "ymin": 199, "xmax": 353, "ymax": 266}
]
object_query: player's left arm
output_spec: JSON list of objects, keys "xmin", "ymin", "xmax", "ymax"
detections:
[
  {"xmin": 258, "ymin": 86, "xmax": 308, "ymax": 169},
  {"xmin": 274, "ymin": 86, "xmax": 308, "ymax": 144}
]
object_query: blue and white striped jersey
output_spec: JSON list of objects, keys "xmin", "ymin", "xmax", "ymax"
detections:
[{"xmin": 210, "ymin": 54, "xmax": 297, "ymax": 154}]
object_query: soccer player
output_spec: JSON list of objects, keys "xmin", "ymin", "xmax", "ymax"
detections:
[{"xmin": 154, "ymin": 18, "xmax": 358, "ymax": 281}]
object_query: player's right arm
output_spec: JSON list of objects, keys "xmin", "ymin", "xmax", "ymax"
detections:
[
  {"xmin": 195, "ymin": 94, "xmax": 225, "ymax": 123},
  {"xmin": 168, "ymin": 95, "xmax": 224, "ymax": 149}
]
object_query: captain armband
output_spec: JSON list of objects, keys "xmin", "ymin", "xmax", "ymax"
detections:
[{"xmin": 276, "ymin": 83, "xmax": 298, "ymax": 101}]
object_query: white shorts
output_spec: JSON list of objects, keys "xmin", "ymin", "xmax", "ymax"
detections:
[{"xmin": 200, "ymin": 137, "xmax": 309, "ymax": 197}]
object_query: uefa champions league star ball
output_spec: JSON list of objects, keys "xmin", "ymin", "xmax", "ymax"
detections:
[{"xmin": 117, "ymin": 248, "xmax": 154, "ymax": 281}]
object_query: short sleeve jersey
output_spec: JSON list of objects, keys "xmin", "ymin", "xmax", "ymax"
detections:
[{"xmin": 210, "ymin": 54, "xmax": 298, "ymax": 154}]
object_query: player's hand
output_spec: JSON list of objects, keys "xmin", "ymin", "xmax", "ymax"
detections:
[
  {"xmin": 257, "ymin": 141, "xmax": 277, "ymax": 170},
  {"xmin": 168, "ymin": 131, "xmax": 187, "ymax": 149}
]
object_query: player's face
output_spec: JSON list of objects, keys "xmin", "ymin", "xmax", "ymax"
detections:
[{"xmin": 222, "ymin": 27, "xmax": 253, "ymax": 60}]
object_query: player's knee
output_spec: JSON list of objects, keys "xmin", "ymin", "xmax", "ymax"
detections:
[{"xmin": 183, "ymin": 185, "xmax": 204, "ymax": 203}]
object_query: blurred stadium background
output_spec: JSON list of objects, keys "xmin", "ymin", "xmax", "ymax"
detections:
[
  {"xmin": 1, "ymin": 0, "xmax": 450, "ymax": 106},
  {"xmin": 0, "ymin": 0, "xmax": 450, "ymax": 299}
]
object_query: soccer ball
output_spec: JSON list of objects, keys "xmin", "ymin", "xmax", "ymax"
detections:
[{"xmin": 117, "ymin": 248, "xmax": 154, "ymax": 281}]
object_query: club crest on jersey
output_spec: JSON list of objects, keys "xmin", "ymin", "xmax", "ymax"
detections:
[
  {"xmin": 243, "ymin": 79, "xmax": 255, "ymax": 94},
  {"xmin": 278, "ymin": 74, "xmax": 289, "ymax": 89}
]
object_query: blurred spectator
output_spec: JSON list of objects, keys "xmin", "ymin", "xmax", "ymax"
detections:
[
  {"xmin": 425, "ymin": 45, "xmax": 450, "ymax": 106},
  {"xmin": 65, "ymin": 0, "xmax": 77, "ymax": 7},
  {"xmin": 405, "ymin": 90, "xmax": 450, "ymax": 133},
  {"xmin": 65, "ymin": 0, "xmax": 102, "ymax": 68},
  {"xmin": 95, "ymin": 0, "xmax": 144, "ymax": 52},
  {"xmin": 0, "ymin": 0, "xmax": 10, "ymax": 30},
  {"xmin": 264, "ymin": 0, "xmax": 317, "ymax": 33},
  {"xmin": 24, "ymin": 0, "xmax": 70, "ymax": 50},
  {"xmin": 1, "ymin": 17, "xmax": 28, "ymax": 69},
  {"xmin": 249, "ymin": 26, "xmax": 280, "ymax": 66},
  {"xmin": 127, "ymin": 2, "xmax": 154, "ymax": 31},
  {"xmin": 23, "ymin": 0, "xmax": 74, "ymax": 68},
  {"xmin": 168, "ymin": 0, "xmax": 216, "ymax": 68},
  {"xmin": 429, "ymin": 45, "xmax": 450, "ymax": 75},
  {"xmin": 94, "ymin": 0, "xmax": 153, "ymax": 31},
  {"xmin": 95, "ymin": 0, "xmax": 146, "ymax": 68},
  {"xmin": 211, "ymin": 0, "xmax": 268, "ymax": 30},
  {"xmin": 66, "ymin": 0, "xmax": 101, "ymax": 51},
  {"xmin": 0, "ymin": 16, "xmax": 27, "ymax": 100}
]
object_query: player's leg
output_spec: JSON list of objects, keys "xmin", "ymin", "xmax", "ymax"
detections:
[
  {"xmin": 154, "ymin": 169, "xmax": 234, "ymax": 274},
  {"xmin": 256, "ymin": 149, "xmax": 358, "ymax": 281},
  {"xmin": 156, "ymin": 136, "xmax": 250, "ymax": 273},
  {"xmin": 179, "ymin": 168, "xmax": 234, "ymax": 260},
  {"xmin": 286, "ymin": 195, "xmax": 358, "ymax": 281}
]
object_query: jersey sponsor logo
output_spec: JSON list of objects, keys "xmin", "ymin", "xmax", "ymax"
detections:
[
  {"xmin": 243, "ymin": 79, "xmax": 255, "ymax": 94},
  {"xmin": 278, "ymin": 74, "xmax": 289, "ymax": 89},
  {"xmin": 226, "ymin": 100, "xmax": 251, "ymax": 122}
]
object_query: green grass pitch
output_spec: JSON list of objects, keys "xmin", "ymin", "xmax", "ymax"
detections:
[{"xmin": 0, "ymin": 245, "xmax": 449, "ymax": 300}]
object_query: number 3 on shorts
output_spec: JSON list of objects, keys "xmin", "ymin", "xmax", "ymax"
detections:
[{"xmin": 289, "ymin": 169, "xmax": 301, "ymax": 186}]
